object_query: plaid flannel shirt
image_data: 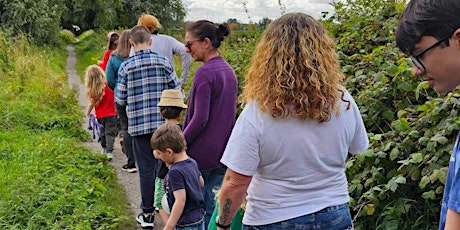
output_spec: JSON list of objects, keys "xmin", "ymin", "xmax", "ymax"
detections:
[{"xmin": 116, "ymin": 49, "xmax": 180, "ymax": 136}]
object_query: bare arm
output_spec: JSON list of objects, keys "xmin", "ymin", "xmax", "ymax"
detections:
[
  {"xmin": 217, "ymin": 169, "xmax": 251, "ymax": 228},
  {"xmin": 445, "ymin": 209, "xmax": 460, "ymax": 230},
  {"xmin": 86, "ymin": 103, "xmax": 95, "ymax": 116},
  {"xmin": 163, "ymin": 189, "xmax": 186, "ymax": 230},
  {"xmin": 199, "ymin": 175, "xmax": 204, "ymax": 187}
]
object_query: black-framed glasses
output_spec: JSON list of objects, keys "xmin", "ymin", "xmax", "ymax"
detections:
[
  {"xmin": 185, "ymin": 38, "xmax": 203, "ymax": 49},
  {"xmin": 410, "ymin": 33, "xmax": 453, "ymax": 72}
]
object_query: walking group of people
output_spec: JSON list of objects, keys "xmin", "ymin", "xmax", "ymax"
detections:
[{"xmin": 84, "ymin": 0, "xmax": 460, "ymax": 229}]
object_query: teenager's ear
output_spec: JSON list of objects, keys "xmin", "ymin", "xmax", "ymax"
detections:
[
  {"xmin": 453, "ymin": 28, "xmax": 460, "ymax": 49},
  {"xmin": 148, "ymin": 38, "xmax": 153, "ymax": 46},
  {"xmin": 129, "ymin": 39, "xmax": 136, "ymax": 47},
  {"xmin": 166, "ymin": 148, "xmax": 174, "ymax": 155}
]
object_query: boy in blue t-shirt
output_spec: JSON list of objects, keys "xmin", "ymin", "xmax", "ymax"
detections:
[
  {"xmin": 396, "ymin": 0, "xmax": 460, "ymax": 229},
  {"xmin": 151, "ymin": 123, "xmax": 205, "ymax": 230}
]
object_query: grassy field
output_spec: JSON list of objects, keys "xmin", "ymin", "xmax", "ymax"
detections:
[{"xmin": 0, "ymin": 33, "xmax": 135, "ymax": 229}]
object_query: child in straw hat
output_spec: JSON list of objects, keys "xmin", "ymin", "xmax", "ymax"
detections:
[{"xmin": 152, "ymin": 89, "xmax": 188, "ymax": 224}]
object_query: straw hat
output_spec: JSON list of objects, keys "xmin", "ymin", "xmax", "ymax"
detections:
[
  {"xmin": 138, "ymin": 14, "xmax": 162, "ymax": 34},
  {"xmin": 158, "ymin": 89, "xmax": 187, "ymax": 109}
]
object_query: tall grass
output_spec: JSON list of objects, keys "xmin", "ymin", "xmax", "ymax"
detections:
[{"xmin": 0, "ymin": 33, "xmax": 135, "ymax": 229}]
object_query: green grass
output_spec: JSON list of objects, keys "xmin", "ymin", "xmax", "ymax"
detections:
[
  {"xmin": 0, "ymin": 33, "xmax": 136, "ymax": 230},
  {"xmin": 74, "ymin": 30, "xmax": 108, "ymax": 80}
]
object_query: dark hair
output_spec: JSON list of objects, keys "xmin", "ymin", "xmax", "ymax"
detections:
[
  {"xmin": 396, "ymin": 0, "xmax": 460, "ymax": 55},
  {"xmin": 159, "ymin": 106, "xmax": 184, "ymax": 119},
  {"xmin": 186, "ymin": 20, "xmax": 231, "ymax": 49},
  {"xmin": 150, "ymin": 123, "xmax": 186, "ymax": 153},
  {"xmin": 107, "ymin": 33, "xmax": 120, "ymax": 50},
  {"xmin": 130, "ymin": 25, "xmax": 151, "ymax": 45}
]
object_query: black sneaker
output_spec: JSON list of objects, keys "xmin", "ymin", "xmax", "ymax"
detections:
[
  {"xmin": 122, "ymin": 164, "xmax": 137, "ymax": 173},
  {"xmin": 136, "ymin": 213, "xmax": 154, "ymax": 229}
]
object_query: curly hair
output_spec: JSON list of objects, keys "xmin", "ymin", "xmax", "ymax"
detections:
[
  {"xmin": 84, "ymin": 65, "xmax": 106, "ymax": 105},
  {"xmin": 242, "ymin": 12, "xmax": 346, "ymax": 123}
]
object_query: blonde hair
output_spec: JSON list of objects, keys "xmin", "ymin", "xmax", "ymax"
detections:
[
  {"xmin": 84, "ymin": 65, "xmax": 107, "ymax": 105},
  {"xmin": 112, "ymin": 30, "xmax": 131, "ymax": 58},
  {"xmin": 242, "ymin": 13, "xmax": 347, "ymax": 123}
]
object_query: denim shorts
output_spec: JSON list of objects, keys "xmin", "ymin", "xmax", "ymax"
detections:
[{"xmin": 243, "ymin": 203, "xmax": 353, "ymax": 230}]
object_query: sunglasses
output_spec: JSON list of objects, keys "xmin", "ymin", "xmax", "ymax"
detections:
[
  {"xmin": 185, "ymin": 38, "xmax": 203, "ymax": 49},
  {"xmin": 410, "ymin": 33, "xmax": 453, "ymax": 72}
]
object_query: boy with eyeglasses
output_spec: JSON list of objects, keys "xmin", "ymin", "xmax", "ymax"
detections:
[{"xmin": 396, "ymin": 0, "xmax": 460, "ymax": 229}]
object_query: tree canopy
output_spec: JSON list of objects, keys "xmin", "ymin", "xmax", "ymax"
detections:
[{"xmin": 0, "ymin": 0, "xmax": 187, "ymax": 44}]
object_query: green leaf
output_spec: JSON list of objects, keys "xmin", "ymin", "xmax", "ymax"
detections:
[
  {"xmin": 422, "ymin": 190, "xmax": 436, "ymax": 200},
  {"xmin": 395, "ymin": 176, "xmax": 406, "ymax": 184},
  {"xmin": 393, "ymin": 118, "xmax": 409, "ymax": 132},
  {"xmin": 389, "ymin": 148, "xmax": 399, "ymax": 160},
  {"xmin": 430, "ymin": 135, "xmax": 448, "ymax": 144},
  {"xmin": 419, "ymin": 176, "xmax": 429, "ymax": 189},
  {"xmin": 364, "ymin": 204, "xmax": 375, "ymax": 215},
  {"xmin": 410, "ymin": 153, "xmax": 423, "ymax": 163}
]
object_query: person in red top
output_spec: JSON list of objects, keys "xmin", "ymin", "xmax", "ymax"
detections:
[
  {"xmin": 98, "ymin": 32, "xmax": 119, "ymax": 70},
  {"xmin": 85, "ymin": 65, "xmax": 117, "ymax": 160}
]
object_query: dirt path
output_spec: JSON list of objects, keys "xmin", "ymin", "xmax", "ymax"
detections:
[{"xmin": 66, "ymin": 44, "xmax": 164, "ymax": 229}]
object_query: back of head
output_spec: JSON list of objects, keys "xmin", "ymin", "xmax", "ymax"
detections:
[
  {"xmin": 396, "ymin": 0, "xmax": 460, "ymax": 55},
  {"xmin": 130, "ymin": 25, "xmax": 151, "ymax": 45},
  {"xmin": 151, "ymin": 123, "xmax": 186, "ymax": 153},
  {"xmin": 186, "ymin": 20, "xmax": 231, "ymax": 49},
  {"xmin": 84, "ymin": 65, "xmax": 106, "ymax": 104},
  {"xmin": 158, "ymin": 89, "xmax": 187, "ymax": 119},
  {"xmin": 113, "ymin": 30, "xmax": 131, "ymax": 58},
  {"xmin": 138, "ymin": 14, "xmax": 162, "ymax": 34},
  {"xmin": 107, "ymin": 32, "xmax": 120, "ymax": 50},
  {"xmin": 243, "ymin": 12, "xmax": 344, "ymax": 122}
]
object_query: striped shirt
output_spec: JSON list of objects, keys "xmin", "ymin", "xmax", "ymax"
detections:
[{"xmin": 116, "ymin": 49, "xmax": 179, "ymax": 136}]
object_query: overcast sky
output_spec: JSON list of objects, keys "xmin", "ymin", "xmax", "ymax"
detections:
[{"xmin": 182, "ymin": 0, "xmax": 334, "ymax": 24}]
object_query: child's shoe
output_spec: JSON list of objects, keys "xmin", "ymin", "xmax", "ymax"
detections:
[
  {"xmin": 136, "ymin": 213, "xmax": 154, "ymax": 229},
  {"xmin": 106, "ymin": 152, "xmax": 113, "ymax": 160}
]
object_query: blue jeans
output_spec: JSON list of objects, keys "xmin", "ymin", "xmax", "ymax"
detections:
[
  {"xmin": 175, "ymin": 220, "xmax": 205, "ymax": 230},
  {"xmin": 201, "ymin": 167, "xmax": 226, "ymax": 227},
  {"xmin": 243, "ymin": 203, "xmax": 353, "ymax": 230}
]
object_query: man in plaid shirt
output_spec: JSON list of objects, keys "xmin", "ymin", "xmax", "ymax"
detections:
[{"xmin": 116, "ymin": 25, "xmax": 180, "ymax": 229}]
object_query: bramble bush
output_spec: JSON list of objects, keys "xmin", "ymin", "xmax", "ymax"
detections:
[{"xmin": 323, "ymin": 0, "xmax": 460, "ymax": 229}]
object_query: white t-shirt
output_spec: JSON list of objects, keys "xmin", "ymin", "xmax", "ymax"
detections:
[{"xmin": 220, "ymin": 90, "xmax": 369, "ymax": 225}]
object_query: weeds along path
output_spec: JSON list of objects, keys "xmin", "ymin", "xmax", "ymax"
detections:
[{"xmin": 66, "ymin": 44, "xmax": 164, "ymax": 229}]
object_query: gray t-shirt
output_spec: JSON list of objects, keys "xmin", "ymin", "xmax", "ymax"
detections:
[
  {"xmin": 221, "ymin": 90, "xmax": 369, "ymax": 225},
  {"xmin": 130, "ymin": 34, "xmax": 191, "ymax": 85}
]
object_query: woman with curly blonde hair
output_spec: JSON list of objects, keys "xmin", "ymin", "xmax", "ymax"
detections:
[{"xmin": 217, "ymin": 13, "xmax": 369, "ymax": 229}]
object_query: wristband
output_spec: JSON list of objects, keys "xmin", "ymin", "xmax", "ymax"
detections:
[{"xmin": 216, "ymin": 216, "xmax": 231, "ymax": 229}]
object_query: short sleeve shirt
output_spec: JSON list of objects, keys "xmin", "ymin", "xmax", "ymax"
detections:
[
  {"xmin": 221, "ymin": 90, "xmax": 369, "ymax": 225},
  {"xmin": 439, "ymin": 132, "xmax": 460, "ymax": 229},
  {"xmin": 167, "ymin": 158, "xmax": 205, "ymax": 226}
]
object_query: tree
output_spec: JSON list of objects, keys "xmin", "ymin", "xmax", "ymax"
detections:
[
  {"xmin": 258, "ymin": 17, "xmax": 272, "ymax": 29},
  {"xmin": 227, "ymin": 18, "xmax": 239, "ymax": 24},
  {"xmin": 114, "ymin": 0, "xmax": 186, "ymax": 29},
  {"xmin": 0, "ymin": 0, "xmax": 64, "ymax": 44},
  {"xmin": 61, "ymin": 0, "xmax": 187, "ymax": 33}
]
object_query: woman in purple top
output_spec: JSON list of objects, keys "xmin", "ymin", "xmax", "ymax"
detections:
[{"xmin": 183, "ymin": 20, "xmax": 238, "ymax": 227}]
